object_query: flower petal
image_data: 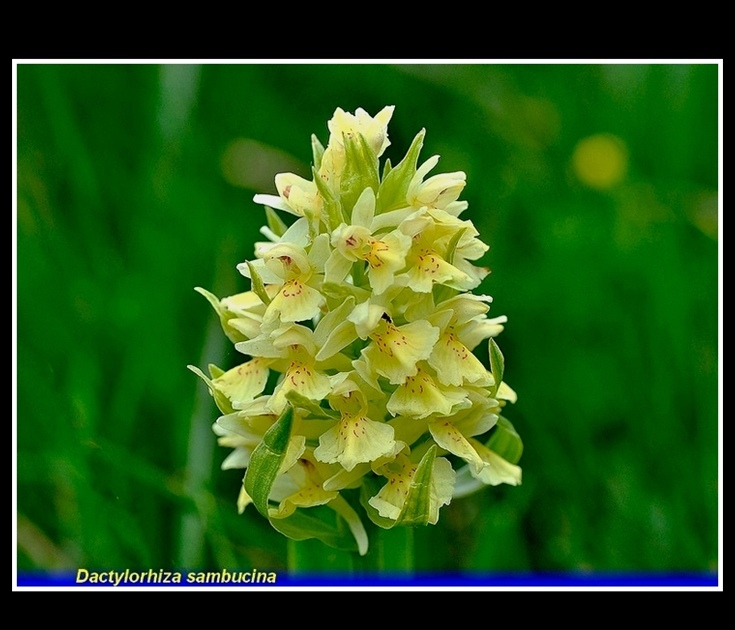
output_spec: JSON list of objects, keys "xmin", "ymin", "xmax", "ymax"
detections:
[
  {"xmin": 365, "ymin": 231, "xmax": 411, "ymax": 295},
  {"xmin": 362, "ymin": 319, "xmax": 439, "ymax": 385},
  {"xmin": 268, "ymin": 360, "xmax": 332, "ymax": 415},
  {"xmin": 429, "ymin": 419, "xmax": 485, "ymax": 476},
  {"xmin": 265, "ymin": 279, "xmax": 324, "ymax": 324},
  {"xmin": 386, "ymin": 365, "xmax": 466, "ymax": 419},
  {"xmin": 212, "ymin": 358, "xmax": 270, "ymax": 409},
  {"xmin": 428, "ymin": 331, "xmax": 493, "ymax": 387},
  {"xmin": 468, "ymin": 438, "xmax": 522, "ymax": 486},
  {"xmin": 405, "ymin": 248, "xmax": 474, "ymax": 293},
  {"xmin": 268, "ymin": 457, "xmax": 338, "ymax": 519},
  {"xmin": 314, "ymin": 415, "xmax": 396, "ymax": 471},
  {"xmin": 275, "ymin": 172, "xmax": 323, "ymax": 219}
]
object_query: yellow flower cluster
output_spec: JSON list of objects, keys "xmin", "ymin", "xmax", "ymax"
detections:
[{"xmin": 190, "ymin": 106, "xmax": 522, "ymax": 553}]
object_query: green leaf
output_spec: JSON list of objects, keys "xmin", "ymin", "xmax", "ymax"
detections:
[
  {"xmin": 321, "ymin": 280, "xmax": 371, "ymax": 303},
  {"xmin": 207, "ymin": 364, "xmax": 225, "ymax": 379},
  {"xmin": 243, "ymin": 406, "xmax": 294, "ymax": 517},
  {"xmin": 397, "ymin": 445, "xmax": 438, "ymax": 526},
  {"xmin": 488, "ymin": 338, "xmax": 505, "ymax": 397},
  {"xmin": 485, "ymin": 416, "xmax": 523, "ymax": 465},
  {"xmin": 340, "ymin": 132, "xmax": 379, "ymax": 217},
  {"xmin": 382, "ymin": 157, "xmax": 393, "ymax": 179},
  {"xmin": 285, "ymin": 390, "xmax": 339, "ymax": 420},
  {"xmin": 376, "ymin": 128, "xmax": 425, "ymax": 213},
  {"xmin": 445, "ymin": 226, "xmax": 467, "ymax": 266},
  {"xmin": 351, "ymin": 259, "xmax": 367, "ymax": 287},
  {"xmin": 432, "ymin": 283, "xmax": 458, "ymax": 306},
  {"xmin": 187, "ymin": 364, "xmax": 233, "ymax": 415},
  {"xmin": 265, "ymin": 206, "xmax": 288, "ymax": 238},
  {"xmin": 311, "ymin": 133, "xmax": 325, "ymax": 171},
  {"xmin": 245, "ymin": 261, "xmax": 272, "ymax": 306},
  {"xmin": 268, "ymin": 504, "xmax": 359, "ymax": 553}
]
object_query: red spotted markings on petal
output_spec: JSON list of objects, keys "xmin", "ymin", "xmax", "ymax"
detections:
[
  {"xmin": 418, "ymin": 249, "xmax": 441, "ymax": 275},
  {"xmin": 445, "ymin": 328, "xmax": 469, "ymax": 360},
  {"xmin": 281, "ymin": 279, "xmax": 303, "ymax": 298},
  {"xmin": 372, "ymin": 322, "xmax": 409, "ymax": 358},
  {"xmin": 365, "ymin": 239, "xmax": 389, "ymax": 269}
]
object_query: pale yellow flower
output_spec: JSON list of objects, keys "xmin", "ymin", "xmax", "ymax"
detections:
[
  {"xmin": 319, "ymin": 106, "xmax": 395, "ymax": 190},
  {"xmin": 361, "ymin": 317, "xmax": 439, "ymax": 385},
  {"xmin": 268, "ymin": 451, "xmax": 338, "ymax": 519},
  {"xmin": 407, "ymin": 155, "xmax": 467, "ymax": 211},
  {"xmin": 313, "ymin": 376, "xmax": 395, "ymax": 471},
  {"xmin": 192, "ymin": 105, "xmax": 523, "ymax": 549},
  {"xmin": 326, "ymin": 188, "xmax": 412, "ymax": 296},
  {"xmin": 386, "ymin": 362, "xmax": 468, "ymax": 419}
]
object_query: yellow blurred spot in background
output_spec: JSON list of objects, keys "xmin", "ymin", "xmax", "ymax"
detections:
[
  {"xmin": 687, "ymin": 189, "xmax": 718, "ymax": 240},
  {"xmin": 572, "ymin": 133, "xmax": 628, "ymax": 190}
]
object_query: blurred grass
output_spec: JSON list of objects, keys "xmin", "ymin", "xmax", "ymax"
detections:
[{"xmin": 15, "ymin": 62, "xmax": 719, "ymax": 575}]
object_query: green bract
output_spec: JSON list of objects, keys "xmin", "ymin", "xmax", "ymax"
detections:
[{"xmin": 189, "ymin": 106, "xmax": 522, "ymax": 555}]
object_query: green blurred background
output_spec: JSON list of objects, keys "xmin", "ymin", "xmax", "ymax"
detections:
[{"xmin": 15, "ymin": 62, "xmax": 720, "ymax": 577}]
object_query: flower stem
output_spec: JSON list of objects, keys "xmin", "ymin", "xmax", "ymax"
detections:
[
  {"xmin": 287, "ymin": 527, "xmax": 415, "ymax": 578},
  {"xmin": 374, "ymin": 526, "xmax": 414, "ymax": 573},
  {"xmin": 287, "ymin": 538, "xmax": 354, "ymax": 574},
  {"xmin": 354, "ymin": 525, "xmax": 415, "ymax": 575}
]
